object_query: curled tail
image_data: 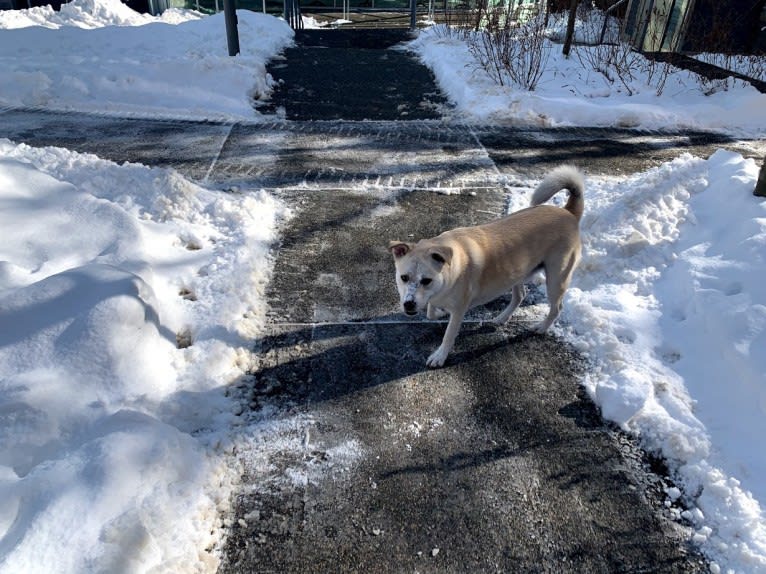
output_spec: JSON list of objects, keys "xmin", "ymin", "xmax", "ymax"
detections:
[{"xmin": 531, "ymin": 165, "xmax": 585, "ymax": 221}]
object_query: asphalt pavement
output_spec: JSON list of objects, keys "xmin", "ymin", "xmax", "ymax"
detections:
[{"xmin": 3, "ymin": 28, "xmax": 765, "ymax": 573}]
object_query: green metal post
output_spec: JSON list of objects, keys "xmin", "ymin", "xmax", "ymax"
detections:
[{"xmin": 223, "ymin": 0, "xmax": 240, "ymax": 56}]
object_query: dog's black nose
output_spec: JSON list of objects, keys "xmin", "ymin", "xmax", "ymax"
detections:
[{"xmin": 403, "ymin": 300, "xmax": 417, "ymax": 315}]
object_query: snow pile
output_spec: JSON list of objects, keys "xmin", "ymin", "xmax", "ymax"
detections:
[
  {"xmin": 0, "ymin": 0, "xmax": 294, "ymax": 120},
  {"xmin": 408, "ymin": 25, "xmax": 766, "ymax": 136},
  {"xmin": 0, "ymin": 140, "xmax": 288, "ymax": 573},
  {"xmin": 551, "ymin": 151, "xmax": 766, "ymax": 573},
  {"xmin": 0, "ymin": 0, "xmax": 185, "ymax": 29},
  {"xmin": 302, "ymin": 15, "xmax": 352, "ymax": 28}
]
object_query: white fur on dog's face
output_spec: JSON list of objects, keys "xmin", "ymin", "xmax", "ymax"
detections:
[
  {"xmin": 394, "ymin": 262, "xmax": 441, "ymax": 315},
  {"xmin": 389, "ymin": 242, "xmax": 448, "ymax": 316}
]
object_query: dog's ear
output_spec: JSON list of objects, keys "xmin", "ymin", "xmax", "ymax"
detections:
[
  {"xmin": 429, "ymin": 246, "xmax": 452, "ymax": 268},
  {"xmin": 388, "ymin": 241, "xmax": 412, "ymax": 259}
]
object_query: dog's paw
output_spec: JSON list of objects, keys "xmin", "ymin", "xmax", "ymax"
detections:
[
  {"xmin": 531, "ymin": 321, "xmax": 550, "ymax": 334},
  {"xmin": 426, "ymin": 347, "xmax": 449, "ymax": 368},
  {"xmin": 427, "ymin": 305, "xmax": 448, "ymax": 320}
]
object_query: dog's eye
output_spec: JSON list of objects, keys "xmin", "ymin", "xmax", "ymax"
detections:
[
  {"xmin": 400, "ymin": 274, "xmax": 409, "ymax": 283},
  {"xmin": 420, "ymin": 278, "xmax": 432, "ymax": 286}
]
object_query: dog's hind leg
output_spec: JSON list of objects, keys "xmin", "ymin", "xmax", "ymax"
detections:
[
  {"xmin": 532, "ymin": 253, "xmax": 578, "ymax": 334},
  {"xmin": 533, "ymin": 285, "xmax": 563, "ymax": 333},
  {"xmin": 493, "ymin": 284, "xmax": 527, "ymax": 325}
]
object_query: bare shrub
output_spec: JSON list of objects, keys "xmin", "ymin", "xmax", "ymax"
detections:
[
  {"xmin": 643, "ymin": 56, "xmax": 674, "ymax": 96},
  {"xmin": 742, "ymin": 55, "xmax": 766, "ymax": 82},
  {"xmin": 468, "ymin": 12, "xmax": 551, "ymax": 91},
  {"xmin": 573, "ymin": 10, "xmax": 644, "ymax": 95},
  {"xmin": 577, "ymin": 42, "xmax": 647, "ymax": 95},
  {"xmin": 429, "ymin": 21, "xmax": 470, "ymax": 41},
  {"xmin": 698, "ymin": 76, "xmax": 733, "ymax": 95},
  {"xmin": 633, "ymin": 1, "xmax": 675, "ymax": 96},
  {"xmin": 691, "ymin": 53, "xmax": 766, "ymax": 95}
]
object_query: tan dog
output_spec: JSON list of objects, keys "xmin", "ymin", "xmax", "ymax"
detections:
[{"xmin": 389, "ymin": 165, "xmax": 584, "ymax": 368}]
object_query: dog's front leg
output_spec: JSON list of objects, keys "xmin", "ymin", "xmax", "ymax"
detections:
[
  {"xmin": 426, "ymin": 308, "xmax": 466, "ymax": 368},
  {"xmin": 426, "ymin": 302, "xmax": 448, "ymax": 319}
]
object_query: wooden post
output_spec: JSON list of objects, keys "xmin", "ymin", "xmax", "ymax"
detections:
[
  {"xmin": 755, "ymin": 156, "xmax": 766, "ymax": 197},
  {"xmin": 562, "ymin": 0, "xmax": 578, "ymax": 57}
]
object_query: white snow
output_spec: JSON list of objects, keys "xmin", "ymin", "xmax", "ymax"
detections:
[
  {"xmin": 0, "ymin": 0, "xmax": 294, "ymax": 120},
  {"xmin": 407, "ymin": 24, "xmax": 766, "ymax": 137},
  {"xmin": 0, "ymin": 139, "xmax": 290, "ymax": 573},
  {"xmin": 560, "ymin": 152, "xmax": 766, "ymax": 573},
  {"xmin": 1, "ymin": 2, "xmax": 766, "ymax": 573}
]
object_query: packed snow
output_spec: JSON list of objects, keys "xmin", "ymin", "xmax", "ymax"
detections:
[
  {"xmin": 1, "ymin": 1, "xmax": 766, "ymax": 573},
  {"xmin": 0, "ymin": 0, "xmax": 293, "ymax": 120}
]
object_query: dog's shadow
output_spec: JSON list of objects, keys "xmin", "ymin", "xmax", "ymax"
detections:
[{"xmin": 249, "ymin": 309, "xmax": 551, "ymax": 411}]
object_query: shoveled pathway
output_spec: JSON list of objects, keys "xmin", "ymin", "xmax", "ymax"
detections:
[
  {"xmin": 259, "ymin": 29, "xmax": 447, "ymax": 120},
  {"xmin": 217, "ymin": 29, "xmax": 706, "ymax": 573}
]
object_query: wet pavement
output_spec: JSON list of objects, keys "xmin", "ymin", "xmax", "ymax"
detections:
[{"xmin": 260, "ymin": 29, "xmax": 447, "ymax": 121}]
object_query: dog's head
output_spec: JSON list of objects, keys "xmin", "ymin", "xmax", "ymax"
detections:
[{"xmin": 388, "ymin": 240, "xmax": 452, "ymax": 316}]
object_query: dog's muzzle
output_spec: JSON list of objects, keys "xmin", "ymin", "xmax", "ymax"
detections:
[{"xmin": 403, "ymin": 300, "xmax": 417, "ymax": 315}]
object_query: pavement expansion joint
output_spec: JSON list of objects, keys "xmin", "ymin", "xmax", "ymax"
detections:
[{"xmin": 267, "ymin": 319, "xmax": 530, "ymax": 327}]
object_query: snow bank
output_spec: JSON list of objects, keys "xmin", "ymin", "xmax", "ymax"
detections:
[
  {"xmin": 550, "ymin": 151, "xmax": 766, "ymax": 573},
  {"xmin": 0, "ymin": 140, "xmax": 288, "ymax": 573},
  {"xmin": 0, "ymin": 0, "xmax": 183, "ymax": 29},
  {"xmin": 408, "ymin": 26, "xmax": 766, "ymax": 136},
  {"xmin": 0, "ymin": 0, "xmax": 294, "ymax": 120}
]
